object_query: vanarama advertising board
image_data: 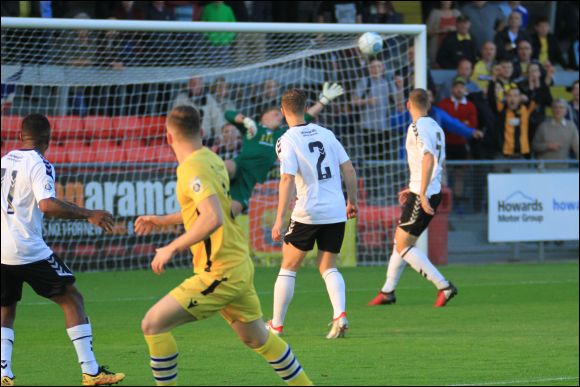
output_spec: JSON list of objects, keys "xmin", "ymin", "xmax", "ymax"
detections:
[
  {"xmin": 42, "ymin": 165, "xmax": 356, "ymax": 268},
  {"xmin": 488, "ymin": 173, "xmax": 579, "ymax": 242}
]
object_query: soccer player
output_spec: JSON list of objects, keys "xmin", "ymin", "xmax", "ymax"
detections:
[
  {"xmin": 270, "ymin": 89, "xmax": 358, "ymax": 339},
  {"xmin": 368, "ymin": 89, "xmax": 458, "ymax": 307},
  {"xmin": 135, "ymin": 106, "xmax": 313, "ymax": 386},
  {"xmin": 0, "ymin": 114, "xmax": 125, "ymax": 386},
  {"xmin": 223, "ymin": 82, "xmax": 344, "ymax": 216}
]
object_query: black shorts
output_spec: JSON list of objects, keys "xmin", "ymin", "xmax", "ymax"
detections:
[
  {"xmin": 1, "ymin": 254, "xmax": 76, "ymax": 306},
  {"xmin": 283, "ymin": 220, "xmax": 346, "ymax": 253},
  {"xmin": 398, "ymin": 192, "xmax": 442, "ymax": 237}
]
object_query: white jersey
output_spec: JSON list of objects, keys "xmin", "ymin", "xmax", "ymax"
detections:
[
  {"xmin": 1, "ymin": 149, "xmax": 56, "ymax": 265},
  {"xmin": 406, "ymin": 116, "xmax": 445, "ymax": 198},
  {"xmin": 276, "ymin": 123, "xmax": 350, "ymax": 225}
]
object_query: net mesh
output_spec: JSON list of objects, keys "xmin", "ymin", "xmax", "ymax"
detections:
[{"xmin": 1, "ymin": 23, "xmax": 416, "ymax": 270}]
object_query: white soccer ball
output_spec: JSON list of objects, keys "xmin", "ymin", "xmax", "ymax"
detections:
[{"xmin": 358, "ymin": 32, "xmax": 383, "ymax": 56}]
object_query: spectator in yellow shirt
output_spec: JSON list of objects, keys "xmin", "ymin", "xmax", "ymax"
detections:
[
  {"xmin": 471, "ymin": 41, "xmax": 497, "ymax": 95},
  {"xmin": 531, "ymin": 16, "xmax": 565, "ymax": 68}
]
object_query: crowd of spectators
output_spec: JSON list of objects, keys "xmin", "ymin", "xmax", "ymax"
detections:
[
  {"xmin": 2, "ymin": 1, "xmax": 578, "ymax": 166},
  {"xmin": 424, "ymin": 1, "xmax": 578, "ymax": 165}
]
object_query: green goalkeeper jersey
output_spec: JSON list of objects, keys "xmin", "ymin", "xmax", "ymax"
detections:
[{"xmin": 224, "ymin": 111, "xmax": 313, "ymax": 183}]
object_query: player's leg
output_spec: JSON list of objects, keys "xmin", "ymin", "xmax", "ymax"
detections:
[
  {"xmin": 1, "ymin": 264, "xmax": 20, "ymax": 386},
  {"xmin": 370, "ymin": 190, "xmax": 423, "ymax": 306},
  {"xmin": 231, "ymin": 320, "xmax": 312, "ymax": 386},
  {"xmin": 318, "ymin": 250, "xmax": 349, "ymax": 339},
  {"xmin": 383, "ymin": 242, "xmax": 407, "ymax": 294},
  {"xmin": 144, "ymin": 274, "xmax": 226, "ymax": 386},
  {"xmin": 0, "ymin": 305, "xmax": 16, "ymax": 387},
  {"xmin": 141, "ymin": 294, "xmax": 197, "ymax": 335},
  {"xmin": 270, "ymin": 240, "xmax": 308, "ymax": 333},
  {"xmin": 315, "ymin": 222, "xmax": 348, "ymax": 338},
  {"xmin": 50, "ymin": 283, "xmax": 86, "ymax": 327},
  {"xmin": 225, "ymin": 159, "xmax": 237, "ymax": 180},
  {"xmin": 396, "ymin": 209, "xmax": 458, "ymax": 307},
  {"xmin": 142, "ymin": 294, "xmax": 196, "ymax": 387},
  {"xmin": 50, "ymin": 284, "xmax": 108, "ymax": 383},
  {"xmin": 368, "ymin": 241, "xmax": 406, "ymax": 306},
  {"xmin": 27, "ymin": 255, "xmax": 124, "ymax": 385},
  {"xmin": 395, "ymin": 226, "xmax": 448, "ymax": 288},
  {"xmin": 51, "ymin": 286, "xmax": 125, "ymax": 385},
  {"xmin": 223, "ymin": 273, "xmax": 312, "ymax": 386},
  {"xmin": 318, "ymin": 250, "xmax": 346, "ymax": 320}
]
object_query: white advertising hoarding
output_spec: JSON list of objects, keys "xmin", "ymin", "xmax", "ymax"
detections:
[{"xmin": 488, "ymin": 173, "xmax": 579, "ymax": 242}]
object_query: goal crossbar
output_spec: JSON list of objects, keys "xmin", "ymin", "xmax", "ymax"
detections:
[{"xmin": 1, "ymin": 17, "xmax": 427, "ymax": 89}]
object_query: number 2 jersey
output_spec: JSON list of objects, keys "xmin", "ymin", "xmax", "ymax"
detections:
[
  {"xmin": 276, "ymin": 123, "xmax": 350, "ymax": 225},
  {"xmin": 1, "ymin": 149, "xmax": 56, "ymax": 265},
  {"xmin": 406, "ymin": 116, "xmax": 446, "ymax": 198}
]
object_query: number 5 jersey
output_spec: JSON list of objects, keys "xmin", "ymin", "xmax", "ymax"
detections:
[{"xmin": 406, "ymin": 116, "xmax": 446, "ymax": 198}]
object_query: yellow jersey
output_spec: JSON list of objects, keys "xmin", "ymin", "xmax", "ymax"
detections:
[{"xmin": 176, "ymin": 147, "xmax": 249, "ymax": 277}]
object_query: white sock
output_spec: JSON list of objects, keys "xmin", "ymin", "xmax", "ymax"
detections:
[
  {"xmin": 67, "ymin": 323, "xmax": 99, "ymax": 375},
  {"xmin": 1, "ymin": 327, "xmax": 14, "ymax": 379},
  {"xmin": 272, "ymin": 269, "xmax": 296, "ymax": 327},
  {"xmin": 322, "ymin": 268, "xmax": 346, "ymax": 319},
  {"xmin": 401, "ymin": 246, "xmax": 449, "ymax": 290},
  {"xmin": 381, "ymin": 248, "xmax": 407, "ymax": 293}
]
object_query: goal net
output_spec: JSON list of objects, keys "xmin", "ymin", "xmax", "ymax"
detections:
[{"xmin": 1, "ymin": 19, "xmax": 424, "ymax": 271}]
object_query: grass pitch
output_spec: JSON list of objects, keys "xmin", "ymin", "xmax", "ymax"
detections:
[{"xmin": 11, "ymin": 262, "xmax": 579, "ymax": 386}]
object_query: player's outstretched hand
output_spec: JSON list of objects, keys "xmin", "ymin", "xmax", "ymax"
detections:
[
  {"xmin": 243, "ymin": 117, "xmax": 258, "ymax": 139},
  {"xmin": 346, "ymin": 201, "xmax": 358, "ymax": 219},
  {"xmin": 135, "ymin": 215, "xmax": 163, "ymax": 236},
  {"xmin": 88, "ymin": 210, "xmax": 114, "ymax": 233},
  {"xmin": 272, "ymin": 218, "xmax": 284, "ymax": 243},
  {"xmin": 151, "ymin": 245, "xmax": 176, "ymax": 275},
  {"xmin": 398, "ymin": 188, "xmax": 411, "ymax": 206},
  {"xmin": 420, "ymin": 194, "xmax": 435, "ymax": 215},
  {"xmin": 319, "ymin": 82, "xmax": 344, "ymax": 105}
]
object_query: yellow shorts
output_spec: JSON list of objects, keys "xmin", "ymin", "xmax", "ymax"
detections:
[{"xmin": 169, "ymin": 259, "xmax": 263, "ymax": 324}]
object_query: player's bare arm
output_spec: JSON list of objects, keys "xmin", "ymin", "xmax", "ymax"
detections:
[
  {"xmin": 340, "ymin": 160, "xmax": 358, "ymax": 219},
  {"xmin": 419, "ymin": 153, "xmax": 435, "ymax": 215},
  {"xmin": 135, "ymin": 212, "xmax": 183, "ymax": 236},
  {"xmin": 272, "ymin": 173, "xmax": 295, "ymax": 242},
  {"xmin": 38, "ymin": 197, "xmax": 114, "ymax": 232},
  {"xmin": 398, "ymin": 188, "xmax": 411, "ymax": 206},
  {"xmin": 151, "ymin": 195, "xmax": 223, "ymax": 275}
]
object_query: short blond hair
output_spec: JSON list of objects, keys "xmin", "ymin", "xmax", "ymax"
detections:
[
  {"xmin": 281, "ymin": 88, "xmax": 307, "ymax": 115},
  {"xmin": 409, "ymin": 88, "xmax": 430, "ymax": 111},
  {"xmin": 167, "ymin": 105, "xmax": 201, "ymax": 139}
]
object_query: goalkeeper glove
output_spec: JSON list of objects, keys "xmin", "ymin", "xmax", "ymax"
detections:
[
  {"xmin": 319, "ymin": 82, "xmax": 344, "ymax": 105},
  {"xmin": 243, "ymin": 117, "xmax": 258, "ymax": 139}
]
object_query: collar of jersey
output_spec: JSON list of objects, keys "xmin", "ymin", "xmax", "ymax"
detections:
[
  {"xmin": 183, "ymin": 146, "xmax": 208, "ymax": 163},
  {"xmin": 290, "ymin": 122, "xmax": 309, "ymax": 128}
]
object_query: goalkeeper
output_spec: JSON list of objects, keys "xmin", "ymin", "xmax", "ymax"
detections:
[{"xmin": 224, "ymin": 82, "xmax": 344, "ymax": 216}]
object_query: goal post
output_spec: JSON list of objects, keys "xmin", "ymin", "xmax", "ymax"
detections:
[
  {"xmin": 1, "ymin": 17, "xmax": 427, "ymax": 271},
  {"xmin": 2, "ymin": 17, "xmax": 427, "ymax": 88}
]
